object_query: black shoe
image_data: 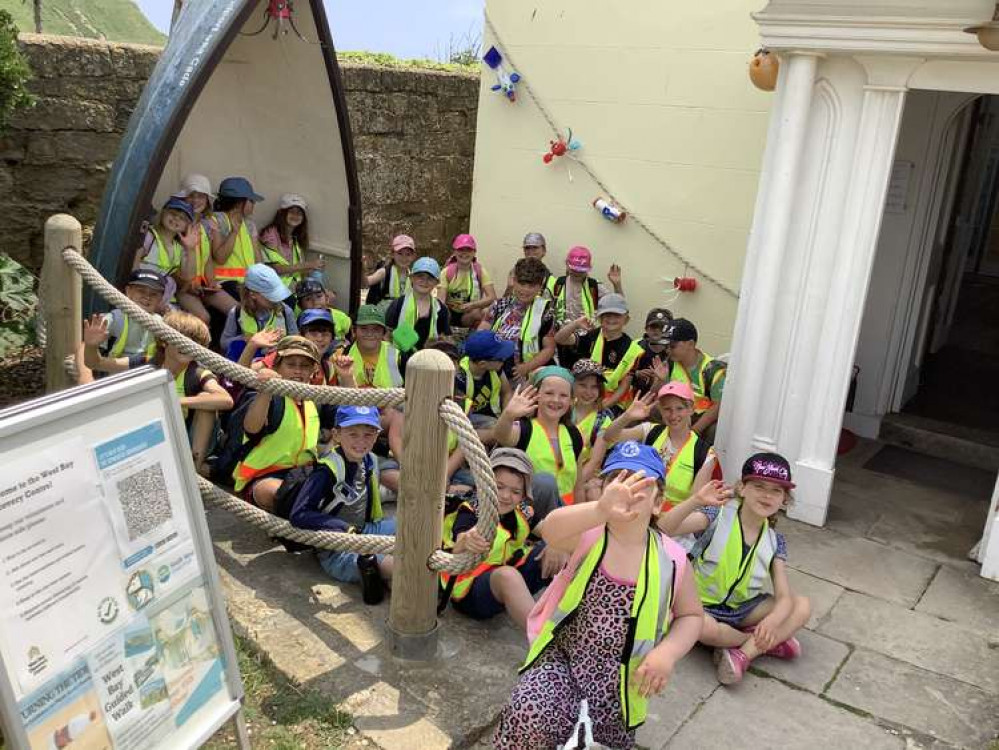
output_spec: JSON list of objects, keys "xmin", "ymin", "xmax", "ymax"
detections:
[{"xmin": 357, "ymin": 554, "xmax": 385, "ymax": 605}]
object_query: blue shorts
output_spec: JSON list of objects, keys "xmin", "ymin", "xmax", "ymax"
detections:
[
  {"xmin": 704, "ymin": 594, "xmax": 771, "ymax": 627},
  {"xmin": 451, "ymin": 544, "xmax": 550, "ymax": 620},
  {"xmin": 317, "ymin": 518, "xmax": 396, "ymax": 583}
]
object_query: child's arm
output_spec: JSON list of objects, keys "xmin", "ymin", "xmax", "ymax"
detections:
[
  {"xmin": 445, "ymin": 445, "xmax": 465, "ymax": 483},
  {"xmin": 753, "ymin": 558, "xmax": 794, "ymax": 651},
  {"xmin": 237, "ymin": 330, "xmax": 282, "ymax": 368},
  {"xmin": 82, "ymin": 314, "xmax": 130, "ymax": 373},
  {"xmin": 607, "ymin": 264, "xmax": 623, "ymax": 295},
  {"xmin": 692, "ymin": 403, "xmax": 720, "ymax": 436},
  {"xmin": 329, "ymin": 353, "xmax": 356, "ymax": 387},
  {"xmin": 656, "ymin": 481, "xmax": 731, "ymax": 536},
  {"xmin": 492, "ymin": 385, "xmax": 536, "ymax": 447},
  {"xmin": 542, "ymin": 470, "xmax": 657, "ymax": 553},
  {"xmin": 288, "ymin": 464, "xmax": 353, "ymax": 532},
  {"xmin": 180, "ymin": 377, "xmax": 234, "ymax": 412},
  {"xmin": 601, "ymin": 391, "xmax": 656, "ymax": 446},
  {"xmin": 690, "ymin": 451, "xmax": 717, "ymax": 497},
  {"xmin": 521, "ymin": 330, "xmax": 556, "ymax": 375},
  {"xmin": 242, "ymin": 369, "xmax": 279, "ymax": 435},
  {"xmin": 472, "ymin": 282, "xmax": 497, "ymax": 311},
  {"xmin": 177, "ymin": 225, "xmax": 200, "ymax": 286},
  {"xmin": 634, "ymin": 560, "xmax": 702, "ymax": 697},
  {"xmin": 365, "ymin": 265, "xmax": 386, "ymax": 289},
  {"xmin": 499, "ymin": 372, "xmax": 513, "ymax": 409},
  {"xmin": 210, "ymin": 212, "xmax": 240, "ymax": 265},
  {"xmin": 602, "ymin": 374, "xmax": 632, "ymax": 410},
  {"xmin": 553, "ymin": 316, "xmax": 589, "ymax": 346}
]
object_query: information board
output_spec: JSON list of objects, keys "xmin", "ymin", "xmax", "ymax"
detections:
[{"xmin": 0, "ymin": 368, "xmax": 246, "ymax": 750}]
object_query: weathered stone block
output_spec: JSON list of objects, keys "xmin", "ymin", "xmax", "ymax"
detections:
[
  {"xmin": 13, "ymin": 97, "xmax": 115, "ymax": 133},
  {"xmin": 13, "ymin": 165, "xmax": 89, "ymax": 203},
  {"xmin": 35, "ymin": 76, "xmax": 118, "ymax": 103},
  {"xmin": 0, "ymin": 132, "xmax": 29, "ymax": 162},
  {"xmin": 18, "ymin": 34, "xmax": 113, "ymax": 78},
  {"xmin": 25, "ymin": 131, "xmax": 121, "ymax": 166},
  {"xmin": 108, "ymin": 43, "xmax": 162, "ymax": 80}
]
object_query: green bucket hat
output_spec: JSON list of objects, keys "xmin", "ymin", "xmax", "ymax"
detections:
[{"xmin": 355, "ymin": 304, "xmax": 387, "ymax": 328}]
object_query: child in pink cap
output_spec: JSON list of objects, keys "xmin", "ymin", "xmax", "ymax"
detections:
[
  {"xmin": 365, "ymin": 234, "xmax": 416, "ymax": 305},
  {"xmin": 440, "ymin": 233, "xmax": 497, "ymax": 328},
  {"xmin": 551, "ymin": 245, "xmax": 623, "ymax": 369}
]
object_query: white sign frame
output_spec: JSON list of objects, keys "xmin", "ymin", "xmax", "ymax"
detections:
[{"xmin": 0, "ymin": 368, "xmax": 248, "ymax": 750}]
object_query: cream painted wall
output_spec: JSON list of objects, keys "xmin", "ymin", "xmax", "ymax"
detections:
[{"xmin": 469, "ymin": 0, "xmax": 772, "ymax": 353}]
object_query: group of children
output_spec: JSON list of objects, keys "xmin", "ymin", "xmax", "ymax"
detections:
[{"xmin": 80, "ymin": 191, "xmax": 808, "ymax": 748}]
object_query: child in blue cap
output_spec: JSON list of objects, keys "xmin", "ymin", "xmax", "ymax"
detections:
[
  {"xmin": 287, "ymin": 405, "xmax": 398, "ymax": 605},
  {"xmin": 385, "ymin": 256, "xmax": 452, "ymax": 358},
  {"xmin": 221, "ymin": 263, "xmax": 298, "ymax": 360},
  {"xmin": 495, "ymin": 442, "xmax": 718, "ymax": 750},
  {"xmin": 456, "ymin": 330, "xmax": 514, "ymax": 435}
]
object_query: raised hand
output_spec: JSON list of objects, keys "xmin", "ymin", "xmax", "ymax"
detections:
[
  {"xmin": 503, "ymin": 384, "xmax": 538, "ymax": 419},
  {"xmin": 597, "ymin": 470, "xmax": 657, "ymax": 523},
  {"xmin": 651, "ymin": 356, "xmax": 670, "ymax": 383},
  {"xmin": 179, "ymin": 223, "xmax": 200, "ymax": 252},
  {"xmin": 607, "ymin": 263, "xmax": 622, "ymax": 289},
  {"xmin": 82, "ymin": 313, "xmax": 110, "ymax": 347},
  {"xmin": 695, "ymin": 480, "xmax": 733, "ymax": 508},
  {"xmin": 330, "ymin": 353, "xmax": 354, "ymax": 377},
  {"xmin": 248, "ymin": 329, "xmax": 282, "ymax": 352},
  {"xmin": 624, "ymin": 389, "xmax": 657, "ymax": 424},
  {"xmin": 572, "ymin": 315, "xmax": 593, "ymax": 333}
]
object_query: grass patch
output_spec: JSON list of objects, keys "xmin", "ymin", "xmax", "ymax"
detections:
[
  {"xmin": 338, "ymin": 50, "xmax": 478, "ymax": 74},
  {"xmin": 203, "ymin": 635, "xmax": 355, "ymax": 750}
]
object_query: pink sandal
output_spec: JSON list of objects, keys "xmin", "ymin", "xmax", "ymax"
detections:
[{"xmin": 765, "ymin": 637, "xmax": 802, "ymax": 660}]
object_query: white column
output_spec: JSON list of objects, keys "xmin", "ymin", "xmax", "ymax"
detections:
[
  {"xmin": 716, "ymin": 52, "xmax": 821, "ymax": 474},
  {"xmin": 790, "ymin": 84, "xmax": 907, "ymax": 525}
]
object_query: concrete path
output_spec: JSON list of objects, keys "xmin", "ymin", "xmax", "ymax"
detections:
[{"xmin": 209, "ymin": 440, "xmax": 999, "ymax": 749}]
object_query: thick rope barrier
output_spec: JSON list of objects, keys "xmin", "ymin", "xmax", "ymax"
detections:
[{"xmin": 60, "ymin": 248, "xmax": 500, "ymax": 574}]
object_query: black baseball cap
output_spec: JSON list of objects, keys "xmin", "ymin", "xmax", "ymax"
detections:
[
  {"xmin": 645, "ymin": 307, "xmax": 673, "ymax": 328},
  {"xmin": 295, "ymin": 278, "xmax": 326, "ymax": 301},
  {"xmin": 126, "ymin": 269, "xmax": 167, "ymax": 292},
  {"xmin": 742, "ymin": 452, "xmax": 795, "ymax": 489},
  {"xmin": 666, "ymin": 318, "xmax": 698, "ymax": 344}
]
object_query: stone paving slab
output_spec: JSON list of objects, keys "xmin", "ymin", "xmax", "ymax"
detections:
[
  {"xmin": 785, "ymin": 568, "xmax": 844, "ymax": 628},
  {"xmin": 825, "ymin": 649, "xmax": 999, "ymax": 748},
  {"xmin": 635, "ymin": 647, "xmax": 719, "ymax": 749},
  {"xmin": 750, "ymin": 628, "xmax": 850, "ymax": 694},
  {"xmin": 866, "ymin": 502, "xmax": 989, "ymax": 568},
  {"xmin": 818, "ymin": 591, "xmax": 999, "ymax": 694},
  {"xmin": 779, "ymin": 521, "xmax": 939, "ymax": 607},
  {"xmin": 668, "ymin": 673, "xmax": 905, "ymax": 749},
  {"xmin": 914, "ymin": 564, "xmax": 999, "ymax": 638}
]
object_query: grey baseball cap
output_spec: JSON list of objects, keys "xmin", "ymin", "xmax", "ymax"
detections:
[
  {"xmin": 490, "ymin": 448, "xmax": 534, "ymax": 500},
  {"xmin": 522, "ymin": 232, "xmax": 546, "ymax": 247},
  {"xmin": 596, "ymin": 292, "xmax": 629, "ymax": 317}
]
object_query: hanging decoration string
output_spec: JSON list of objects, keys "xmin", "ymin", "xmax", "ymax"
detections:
[{"xmin": 483, "ymin": 13, "xmax": 740, "ymax": 300}]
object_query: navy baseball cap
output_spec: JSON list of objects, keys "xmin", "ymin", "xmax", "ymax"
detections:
[
  {"xmin": 295, "ymin": 278, "xmax": 326, "ymax": 301},
  {"xmin": 464, "ymin": 330, "xmax": 515, "ymax": 362},
  {"xmin": 162, "ymin": 196, "xmax": 194, "ymax": 222},
  {"xmin": 298, "ymin": 309, "xmax": 334, "ymax": 330},
  {"xmin": 600, "ymin": 441, "xmax": 666, "ymax": 481},
  {"xmin": 126, "ymin": 268, "xmax": 167, "ymax": 292},
  {"xmin": 218, "ymin": 176, "xmax": 264, "ymax": 202},
  {"xmin": 666, "ymin": 318, "xmax": 698, "ymax": 343},
  {"xmin": 335, "ymin": 405, "xmax": 381, "ymax": 429}
]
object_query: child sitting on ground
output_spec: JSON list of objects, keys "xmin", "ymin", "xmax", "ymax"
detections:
[
  {"xmin": 554, "ymin": 292, "xmax": 644, "ymax": 409},
  {"xmin": 385, "ymin": 256, "xmax": 452, "ymax": 358},
  {"xmin": 494, "ymin": 442, "xmax": 706, "ymax": 750},
  {"xmin": 295, "ymin": 277, "xmax": 352, "ymax": 346},
  {"xmin": 288, "ymin": 406, "xmax": 397, "ymax": 604},
  {"xmin": 658, "ymin": 452, "xmax": 811, "ymax": 686},
  {"xmin": 220, "ymin": 263, "xmax": 298, "ymax": 360},
  {"xmin": 80, "ymin": 269, "xmax": 168, "ymax": 379},
  {"xmin": 365, "ymin": 234, "xmax": 416, "ymax": 306},
  {"xmin": 440, "ymin": 448, "xmax": 565, "ymax": 629},
  {"xmin": 209, "ymin": 176, "xmax": 265, "ymax": 300},
  {"xmin": 231, "ymin": 336, "xmax": 322, "ymax": 512},
  {"xmin": 439, "ymin": 234, "xmax": 497, "ymax": 329},
  {"xmin": 456, "ymin": 330, "xmax": 514, "ymax": 435},
  {"xmin": 259, "ymin": 193, "xmax": 325, "ymax": 284},
  {"xmin": 134, "ymin": 197, "xmax": 199, "ymax": 297},
  {"xmin": 633, "ymin": 307, "xmax": 673, "ymax": 395},
  {"xmin": 550, "ymin": 245, "xmax": 623, "ymax": 369}
]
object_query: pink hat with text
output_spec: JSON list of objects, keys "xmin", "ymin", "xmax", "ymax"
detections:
[
  {"xmin": 566, "ymin": 245, "xmax": 592, "ymax": 272},
  {"xmin": 452, "ymin": 233, "xmax": 477, "ymax": 251}
]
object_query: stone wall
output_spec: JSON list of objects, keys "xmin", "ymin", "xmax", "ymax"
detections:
[{"xmin": 0, "ymin": 34, "xmax": 479, "ymax": 272}]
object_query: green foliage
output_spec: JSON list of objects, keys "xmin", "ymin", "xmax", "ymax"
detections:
[
  {"xmin": 0, "ymin": 8, "xmax": 33, "ymax": 135},
  {"xmin": 0, "ymin": 0, "xmax": 167, "ymax": 45},
  {"xmin": 338, "ymin": 49, "xmax": 478, "ymax": 74},
  {"xmin": 0, "ymin": 254, "xmax": 37, "ymax": 357}
]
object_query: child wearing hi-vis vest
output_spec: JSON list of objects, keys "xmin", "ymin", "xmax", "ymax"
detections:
[
  {"xmin": 455, "ymin": 330, "xmax": 514, "ymax": 435},
  {"xmin": 232, "ymin": 336, "xmax": 322, "ymax": 513},
  {"xmin": 287, "ymin": 406, "xmax": 396, "ymax": 605},
  {"xmin": 220, "ymin": 264, "xmax": 298, "ymax": 361},
  {"xmin": 440, "ymin": 448, "xmax": 565, "ymax": 629},
  {"xmin": 658, "ymin": 452, "xmax": 811, "ymax": 686},
  {"xmin": 494, "ymin": 442, "xmax": 707, "ymax": 750},
  {"xmin": 554, "ymin": 292, "xmax": 645, "ymax": 410}
]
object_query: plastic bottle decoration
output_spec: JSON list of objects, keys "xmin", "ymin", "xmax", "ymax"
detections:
[
  {"xmin": 483, "ymin": 46, "xmax": 521, "ymax": 102},
  {"xmin": 749, "ymin": 48, "xmax": 779, "ymax": 92},
  {"xmin": 543, "ymin": 128, "xmax": 582, "ymax": 164},
  {"xmin": 674, "ymin": 277, "xmax": 698, "ymax": 292},
  {"xmin": 592, "ymin": 197, "xmax": 626, "ymax": 223}
]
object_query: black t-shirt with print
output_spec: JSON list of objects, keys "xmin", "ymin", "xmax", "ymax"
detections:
[{"xmin": 575, "ymin": 330, "xmax": 634, "ymax": 370}]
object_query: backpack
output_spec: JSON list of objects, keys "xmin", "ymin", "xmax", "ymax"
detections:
[
  {"xmin": 645, "ymin": 425, "xmax": 711, "ymax": 476},
  {"xmin": 210, "ymin": 390, "xmax": 286, "ymax": 485},
  {"xmin": 444, "ymin": 257, "xmax": 484, "ymax": 288},
  {"xmin": 551, "ymin": 276, "xmax": 600, "ymax": 319}
]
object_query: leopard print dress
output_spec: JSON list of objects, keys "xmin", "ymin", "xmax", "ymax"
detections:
[{"xmin": 494, "ymin": 566, "xmax": 637, "ymax": 750}]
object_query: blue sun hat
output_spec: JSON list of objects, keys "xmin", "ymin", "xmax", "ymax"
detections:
[
  {"xmin": 600, "ymin": 441, "xmax": 666, "ymax": 481},
  {"xmin": 335, "ymin": 405, "xmax": 381, "ymax": 429}
]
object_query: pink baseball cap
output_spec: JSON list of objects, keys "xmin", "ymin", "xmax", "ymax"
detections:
[
  {"xmin": 657, "ymin": 381, "xmax": 695, "ymax": 403},
  {"xmin": 566, "ymin": 246, "xmax": 592, "ymax": 272},
  {"xmin": 452, "ymin": 233, "xmax": 477, "ymax": 251},
  {"xmin": 391, "ymin": 234, "xmax": 416, "ymax": 252}
]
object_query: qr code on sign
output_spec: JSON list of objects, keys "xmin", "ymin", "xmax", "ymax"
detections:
[{"xmin": 115, "ymin": 463, "xmax": 173, "ymax": 541}]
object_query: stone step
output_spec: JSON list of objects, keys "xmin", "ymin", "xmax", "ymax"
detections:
[{"xmin": 879, "ymin": 413, "xmax": 999, "ymax": 472}]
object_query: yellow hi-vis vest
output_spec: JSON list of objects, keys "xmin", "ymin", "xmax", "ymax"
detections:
[
  {"xmin": 591, "ymin": 334, "xmax": 644, "ymax": 397},
  {"xmin": 440, "ymin": 503, "xmax": 531, "ymax": 601},
  {"xmin": 647, "ymin": 427, "xmax": 699, "ymax": 510},
  {"xmin": 693, "ymin": 501, "xmax": 777, "ymax": 608},
  {"xmin": 459, "ymin": 357, "xmax": 501, "ymax": 416},
  {"xmin": 149, "ymin": 227, "xmax": 182, "ymax": 275},
  {"xmin": 262, "ymin": 238, "xmax": 304, "ymax": 283},
  {"xmin": 214, "ymin": 216, "xmax": 256, "ymax": 282},
  {"xmin": 574, "ymin": 408, "xmax": 610, "ymax": 465},
  {"xmin": 669, "ymin": 353, "xmax": 723, "ymax": 414},
  {"xmin": 238, "ymin": 306, "xmax": 283, "ymax": 337},
  {"xmin": 524, "ymin": 419, "xmax": 577, "ymax": 504},
  {"xmin": 233, "ymin": 397, "xmax": 319, "ymax": 491},
  {"xmin": 493, "ymin": 297, "xmax": 549, "ymax": 363},
  {"xmin": 522, "ymin": 527, "xmax": 676, "ymax": 730},
  {"xmin": 316, "ymin": 450, "xmax": 383, "ymax": 524},
  {"xmin": 347, "ymin": 342, "xmax": 402, "ymax": 388},
  {"xmin": 401, "ymin": 292, "xmax": 443, "ymax": 340},
  {"xmin": 108, "ymin": 312, "xmax": 157, "ymax": 359}
]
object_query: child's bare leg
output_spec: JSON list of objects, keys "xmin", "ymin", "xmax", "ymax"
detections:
[
  {"xmin": 384, "ymin": 409, "xmax": 404, "ymax": 459},
  {"xmin": 377, "ymin": 555, "xmax": 393, "ymax": 582},
  {"xmin": 177, "ymin": 291, "xmax": 210, "ymax": 325},
  {"xmin": 251, "ymin": 478, "xmax": 283, "ymax": 512},
  {"xmin": 461, "ymin": 309, "xmax": 484, "ymax": 328},
  {"xmin": 189, "ymin": 410, "xmax": 216, "ymax": 475},
  {"xmin": 740, "ymin": 595, "xmax": 811, "ymax": 659},
  {"xmin": 699, "ymin": 614, "xmax": 752, "ymax": 649},
  {"xmin": 489, "ymin": 566, "xmax": 535, "ymax": 631},
  {"xmin": 205, "ymin": 289, "xmax": 237, "ymax": 314},
  {"xmin": 380, "ymin": 468, "xmax": 399, "ymax": 493}
]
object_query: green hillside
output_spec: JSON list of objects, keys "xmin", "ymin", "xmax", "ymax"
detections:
[{"xmin": 0, "ymin": 0, "xmax": 166, "ymax": 45}]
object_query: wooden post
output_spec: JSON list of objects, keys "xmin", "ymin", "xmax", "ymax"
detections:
[
  {"xmin": 387, "ymin": 349, "xmax": 454, "ymax": 659},
  {"xmin": 42, "ymin": 214, "xmax": 83, "ymax": 394}
]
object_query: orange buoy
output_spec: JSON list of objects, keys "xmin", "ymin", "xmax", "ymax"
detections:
[{"xmin": 749, "ymin": 48, "xmax": 779, "ymax": 92}]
